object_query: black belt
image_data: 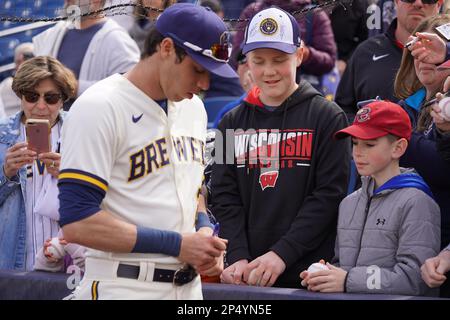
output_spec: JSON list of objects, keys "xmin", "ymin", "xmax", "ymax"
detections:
[{"xmin": 116, "ymin": 263, "xmax": 197, "ymax": 286}]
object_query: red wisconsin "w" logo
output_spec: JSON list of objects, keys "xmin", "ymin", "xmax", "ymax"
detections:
[{"xmin": 259, "ymin": 171, "xmax": 279, "ymax": 190}]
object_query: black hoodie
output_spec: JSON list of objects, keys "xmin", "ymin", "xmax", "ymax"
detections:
[{"xmin": 211, "ymin": 81, "xmax": 351, "ymax": 288}]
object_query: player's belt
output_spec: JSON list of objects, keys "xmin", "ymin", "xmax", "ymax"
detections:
[{"xmin": 117, "ymin": 263, "xmax": 197, "ymax": 286}]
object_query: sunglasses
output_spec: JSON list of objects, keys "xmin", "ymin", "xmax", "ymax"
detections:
[
  {"xmin": 22, "ymin": 91, "xmax": 64, "ymax": 105},
  {"xmin": 167, "ymin": 32, "xmax": 231, "ymax": 63},
  {"xmin": 400, "ymin": 0, "xmax": 439, "ymax": 4}
]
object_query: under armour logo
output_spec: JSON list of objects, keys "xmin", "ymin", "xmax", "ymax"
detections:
[{"xmin": 376, "ymin": 218, "xmax": 386, "ymax": 226}]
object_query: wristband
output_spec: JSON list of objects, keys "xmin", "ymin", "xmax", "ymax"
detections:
[
  {"xmin": 196, "ymin": 211, "xmax": 213, "ymax": 230},
  {"xmin": 132, "ymin": 226, "xmax": 182, "ymax": 256}
]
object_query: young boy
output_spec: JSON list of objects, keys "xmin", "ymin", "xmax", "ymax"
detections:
[
  {"xmin": 300, "ymin": 100, "xmax": 441, "ymax": 296},
  {"xmin": 211, "ymin": 7, "xmax": 351, "ymax": 288}
]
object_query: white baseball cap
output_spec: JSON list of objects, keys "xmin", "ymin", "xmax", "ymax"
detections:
[{"xmin": 242, "ymin": 7, "xmax": 301, "ymax": 55}]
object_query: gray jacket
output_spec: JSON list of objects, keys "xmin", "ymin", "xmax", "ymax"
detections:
[{"xmin": 334, "ymin": 170, "xmax": 441, "ymax": 296}]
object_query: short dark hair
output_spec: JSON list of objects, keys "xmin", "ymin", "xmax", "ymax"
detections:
[{"xmin": 141, "ymin": 27, "xmax": 186, "ymax": 63}]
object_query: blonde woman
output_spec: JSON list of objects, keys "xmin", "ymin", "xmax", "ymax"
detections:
[{"xmin": 0, "ymin": 56, "xmax": 76, "ymax": 271}]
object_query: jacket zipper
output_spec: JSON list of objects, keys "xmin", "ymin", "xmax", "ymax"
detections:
[{"xmin": 355, "ymin": 196, "xmax": 373, "ymax": 263}]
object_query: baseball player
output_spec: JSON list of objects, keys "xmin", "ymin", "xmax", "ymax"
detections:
[{"xmin": 58, "ymin": 3, "xmax": 235, "ymax": 300}]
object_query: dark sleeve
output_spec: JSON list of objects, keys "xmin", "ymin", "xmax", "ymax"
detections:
[
  {"xmin": 335, "ymin": 51, "xmax": 359, "ymax": 121},
  {"xmin": 271, "ymin": 108, "xmax": 351, "ymax": 268},
  {"xmin": 301, "ymin": 10, "xmax": 337, "ymax": 76},
  {"xmin": 445, "ymin": 42, "xmax": 450, "ymax": 62},
  {"xmin": 352, "ymin": 0, "xmax": 369, "ymax": 60},
  {"xmin": 437, "ymin": 131, "xmax": 450, "ymax": 164},
  {"xmin": 400, "ymin": 131, "xmax": 450, "ymax": 188},
  {"xmin": 330, "ymin": 0, "xmax": 368, "ymax": 62},
  {"xmin": 210, "ymin": 115, "xmax": 252, "ymax": 265},
  {"xmin": 58, "ymin": 182, "xmax": 104, "ymax": 227}
]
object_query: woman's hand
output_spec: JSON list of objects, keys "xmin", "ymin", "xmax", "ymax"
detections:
[
  {"xmin": 38, "ymin": 152, "xmax": 61, "ymax": 178},
  {"xmin": 408, "ymin": 32, "xmax": 446, "ymax": 65},
  {"xmin": 3, "ymin": 142, "xmax": 36, "ymax": 179}
]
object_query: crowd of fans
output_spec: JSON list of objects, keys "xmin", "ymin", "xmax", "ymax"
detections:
[{"xmin": 0, "ymin": 0, "xmax": 450, "ymax": 299}]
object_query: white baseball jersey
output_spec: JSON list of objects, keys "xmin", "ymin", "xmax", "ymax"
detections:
[{"xmin": 59, "ymin": 74, "xmax": 207, "ymax": 265}]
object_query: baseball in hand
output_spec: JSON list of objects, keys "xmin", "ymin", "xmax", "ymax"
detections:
[
  {"xmin": 247, "ymin": 269, "xmax": 261, "ymax": 286},
  {"xmin": 47, "ymin": 238, "xmax": 65, "ymax": 260},
  {"xmin": 307, "ymin": 262, "xmax": 329, "ymax": 274},
  {"xmin": 439, "ymin": 97, "xmax": 450, "ymax": 121}
]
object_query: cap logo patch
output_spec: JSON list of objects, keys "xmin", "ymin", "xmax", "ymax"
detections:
[
  {"xmin": 356, "ymin": 107, "xmax": 371, "ymax": 123},
  {"xmin": 260, "ymin": 18, "xmax": 278, "ymax": 35}
]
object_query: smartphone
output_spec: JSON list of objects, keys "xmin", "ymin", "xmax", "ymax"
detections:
[{"xmin": 26, "ymin": 119, "xmax": 51, "ymax": 154}]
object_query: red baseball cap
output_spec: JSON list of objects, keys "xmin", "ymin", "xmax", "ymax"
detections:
[{"xmin": 334, "ymin": 100, "xmax": 412, "ymax": 141}]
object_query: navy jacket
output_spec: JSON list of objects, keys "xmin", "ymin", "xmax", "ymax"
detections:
[{"xmin": 398, "ymin": 95, "xmax": 450, "ymax": 249}]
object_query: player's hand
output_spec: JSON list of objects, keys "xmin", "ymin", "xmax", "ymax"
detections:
[
  {"xmin": 220, "ymin": 259, "xmax": 248, "ymax": 285},
  {"xmin": 3, "ymin": 142, "xmax": 36, "ymax": 179},
  {"xmin": 197, "ymin": 251, "xmax": 224, "ymax": 277},
  {"xmin": 304, "ymin": 263, "xmax": 347, "ymax": 293},
  {"xmin": 178, "ymin": 232, "xmax": 227, "ymax": 269},
  {"xmin": 408, "ymin": 32, "xmax": 446, "ymax": 65},
  {"xmin": 195, "ymin": 226, "xmax": 223, "ymax": 276},
  {"xmin": 197, "ymin": 226, "xmax": 213, "ymax": 237},
  {"xmin": 38, "ymin": 152, "xmax": 61, "ymax": 178},
  {"xmin": 243, "ymin": 251, "xmax": 286, "ymax": 287},
  {"xmin": 421, "ymin": 251, "xmax": 450, "ymax": 288}
]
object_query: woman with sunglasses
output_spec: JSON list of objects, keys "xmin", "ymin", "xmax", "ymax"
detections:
[{"xmin": 0, "ymin": 56, "xmax": 76, "ymax": 271}]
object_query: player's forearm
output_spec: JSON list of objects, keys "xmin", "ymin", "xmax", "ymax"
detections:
[
  {"xmin": 62, "ymin": 209, "xmax": 183, "ymax": 256},
  {"xmin": 62, "ymin": 210, "xmax": 137, "ymax": 252}
]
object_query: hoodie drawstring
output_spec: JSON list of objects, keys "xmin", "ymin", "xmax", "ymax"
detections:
[
  {"xmin": 278, "ymin": 98, "xmax": 290, "ymax": 170},
  {"xmin": 246, "ymin": 105, "xmax": 256, "ymax": 175}
]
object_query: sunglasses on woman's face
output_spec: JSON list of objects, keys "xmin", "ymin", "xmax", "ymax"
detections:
[
  {"xmin": 22, "ymin": 91, "xmax": 63, "ymax": 105},
  {"xmin": 400, "ymin": 0, "xmax": 439, "ymax": 4}
]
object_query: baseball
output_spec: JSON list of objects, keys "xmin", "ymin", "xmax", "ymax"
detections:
[
  {"xmin": 47, "ymin": 238, "xmax": 65, "ymax": 260},
  {"xmin": 247, "ymin": 269, "xmax": 261, "ymax": 286},
  {"xmin": 439, "ymin": 97, "xmax": 450, "ymax": 121},
  {"xmin": 307, "ymin": 262, "xmax": 329, "ymax": 274}
]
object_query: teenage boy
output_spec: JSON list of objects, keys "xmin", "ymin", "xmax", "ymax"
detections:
[
  {"xmin": 211, "ymin": 7, "xmax": 350, "ymax": 288},
  {"xmin": 300, "ymin": 101, "xmax": 440, "ymax": 296}
]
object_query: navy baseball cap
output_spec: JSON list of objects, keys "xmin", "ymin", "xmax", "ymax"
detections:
[
  {"xmin": 156, "ymin": 3, "xmax": 237, "ymax": 78},
  {"xmin": 242, "ymin": 7, "xmax": 301, "ymax": 55}
]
